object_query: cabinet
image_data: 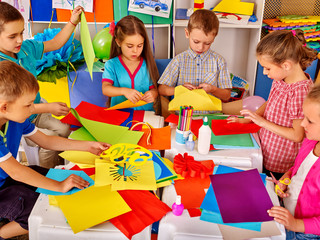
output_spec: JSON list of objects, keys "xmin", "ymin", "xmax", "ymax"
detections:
[{"xmin": 172, "ymin": 0, "xmax": 265, "ymax": 95}]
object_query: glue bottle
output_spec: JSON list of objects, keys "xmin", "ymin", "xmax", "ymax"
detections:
[
  {"xmin": 172, "ymin": 195, "xmax": 184, "ymax": 216},
  {"xmin": 198, "ymin": 116, "xmax": 211, "ymax": 155},
  {"xmin": 186, "ymin": 134, "xmax": 195, "ymax": 151}
]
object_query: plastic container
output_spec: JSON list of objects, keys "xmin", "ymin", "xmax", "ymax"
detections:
[
  {"xmin": 185, "ymin": 134, "xmax": 195, "ymax": 151},
  {"xmin": 198, "ymin": 116, "xmax": 211, "ymax": 155},
  {"xmin": 172, "ymin": 195, "xmax": 184, "ymax": 216}
]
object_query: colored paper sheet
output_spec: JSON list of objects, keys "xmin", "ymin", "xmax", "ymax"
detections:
[
  {"xmin": 95, "ymin": 159, "xmax": 157, "ymax": 191},
  {"xmin": 169, "ymin": 86, "xmax": 222, "ymax": 111},
  {"xmin": 69, "ymin": 127, "xmax": 96, "ymax": 141},
  {"xmin": 213, "ymin": 133, "xmax": 259, "ymax": 149},
  {"xmin": 61, "ymin": 101, "xmax": 130, "ymax": 126},
  {"xmin": 211, "ymin": 119, "xmax": 261, "ymax": 135},
  {"xmin": 137, "ymin": 126, "xmax": 171, "ymax": 150},
  {"xmin": 211, "ymin": 132, "xmax": 254, "ymax": 147},
  {"xmin": 163, "ymin": 157, "xmax": 184, "ymax": 180},
  {"xmin": 70, "ymin": 108, "xmax": 142, "ymax": 145},
  {"xmin": 165, "ymin": 114, "xmax": 179, "ymax": 124},
  {"xmin": 36, "ymin": 169, "xmax": 94, "ymax": 195},
  {"xmin": 151, "ymin": 151, "xmax": 177, "ymax": 183},
  {"xmin": 213, "ymin": 0, "xmax": 254, "ymax": 16},
  {"xmin": 107, "ymin": 98, "xmax": 148, "ymax": 110},
  {"xmin": 80, "ymin": 13, "xmax": 95, "ymax": 79},
  {"xmin": 119, "ymin": 108, "xmax": 134, "ymax": 128},
  {"xmin": 55, "ymin": 185, "xmax": 131, "ymax": 234},
  {"xmin": 218, "ymin": 221, "xmax": 281, "ymax": 240},
  {"xmin": 109, "ymin": 190, "xmax": 171, "ymax": 239},
  {"xmin": 210, "ymin": 169, "xmax": 273, "ymax": 223},
  {"xmin": 132, "ymin": 110, "xmax": 145, "ymax": 130},
  {"xmin": 69, "ymin": 164, "xmax": 95, "ymax": 176},
  {"xmin": 59, "ymin": 150, "xmax": 97, "ymax": 165}
]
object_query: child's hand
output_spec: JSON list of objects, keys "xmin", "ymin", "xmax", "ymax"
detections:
[
  {"xmin": 141, "ymin": 90, "xmax": 157, "ymax": 103},
  {"xmin": 87, "ymin": 142, "xmax": 111, "ymax": 155},
  {"xmin": 226, "ymin": 116, "xmax": 251, "ymax": 124},
  {"xmin": 123, "ymin": 89, "xmax": 143, "ymax": 104},
  {"xmin": 183, "ymin": 83, "xmax": 198, "ymax": 90},
  {"xmin": 48, "ymin": 102, "xmax": 70, "ymax": 116},
  {"xmin": 240, "ymin": 109, "xmax": 266, "ymax": 127},
  {"xmin": 199, "ymin": 83, "xmax": 215, "ymax": 93},
  {"xmin": 70, "ymin": 5, "xmax": 84, "ymax": 26},
  {"xmin": 268, "ymin": 206, "xmax": 304, "ymax": 232},
  {"xmin": 59, "ymin": 174, "xmax": 90, "ymax": 193}
]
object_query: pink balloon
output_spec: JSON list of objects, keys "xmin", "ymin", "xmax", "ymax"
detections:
[{"xmin": 242, "ymin": 96, "xmax": 266, "ymax": 112}]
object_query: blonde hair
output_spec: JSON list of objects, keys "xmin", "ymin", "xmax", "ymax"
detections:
[
  {"xmin": 256, "ymin": 29, "xmax": 317, "ymax": 70},
  {"xmin": 0, "ymin": 2, "xmax": 24, "ymax": 33},
  {"xmin": 306, "ymin": 84, "xmax": 320, "ymax": 104},
  {"xmin": 110, "ymin": 15, "xmax": 159, "ymax": 87},
  {"xmin": 0, "ymin": 61, "xmax": 39, "ymax": 102},
  {"xmin": 187, "ymin": 9, "xmax": 219, "ymax": 36}
]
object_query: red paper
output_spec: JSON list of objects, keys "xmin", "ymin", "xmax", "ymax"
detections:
[
  {"xmin": 61, "ymin": 101, "xmax": 130, "ymax": 126},
  {"xmin": 211, "ymin": 119, "xmax": 261, "ymax": 135},
  {"xmin": 132, "ymin": 110, "xmax": 145, "ymax": 131},
  {"xmin": 188, "ymin": 208, "xmax": 202, "ymax": 217},
  {"xmin": 69, "ymin": 165, "xmax": 95, "ymax": 176},
  {"xmin": 109, "ymin": 190, "xmax": 171, "ymax": 239},
  {"xmin": 165, "ymin": 114, "xmax": 179, "ymax": 124}
]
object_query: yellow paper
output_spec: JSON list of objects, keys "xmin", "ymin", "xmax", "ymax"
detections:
[
  {"xmin": 156, "ymin": 180, "xmax": 172, "ymax": 188},
  {"xmin": 107, "ymin": 98, "xmax": 148, "ymax": 110},
  {"xmin": 38, "ymin": 76, "xmax": 70, "ymax": 119},
  {"xmin": 59, "ymin": 151, "xmax": 97, "ymax": 165},
  {"xmin": 95, "ymin": 159, "xmax": 157, "ymax": 191},
  {"xmin": 80, "ymin": 13, "xmax": 95, "ymax": 80},
  {"xmin": 169, "ymin": 85, "xmax": 222, "ymax": 111},
  {"xmin": 213, "ymin": 0, "xmax": 254, "ymax": 16},
  {"xmin": 163, "ymin": 157, "xmax": 184, "ymax": 180},
  {"xmin": 48, "ymin": 195, "xmax": 58, "ymax": 206},
  {"xmin": 55, "ymin": 185, "xmax": 131, "ymax": 234}
]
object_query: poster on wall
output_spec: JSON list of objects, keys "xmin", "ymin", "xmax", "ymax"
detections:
[
  {"xmin": 52, "ymin": 0, "xmax": 93, "ymax": 12},
  {"xmin": 2, "ymin": 0, "xmax": 31, "ymax": 39},
  {"xmin": 128, "ymin": 0, "xmax": 172, "ymax": 18}
]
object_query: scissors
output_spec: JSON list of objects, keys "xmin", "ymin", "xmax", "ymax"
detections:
[{"xmin": 268, "ymin": 172, "xmax": 291, "ymax": 196}]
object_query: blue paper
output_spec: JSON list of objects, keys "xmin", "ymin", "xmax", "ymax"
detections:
[
  {"xmin": 119, "ymin": 108, "xmax": 134, "ymax": 128},
  {"xmin": 36, "ymin": 169, "xmax": 94, "ymax": 195},
  {"xmin": 151, "ymin": 151, "xmax": 176, "ymax": 182}
]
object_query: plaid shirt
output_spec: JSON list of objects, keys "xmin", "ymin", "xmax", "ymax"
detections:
[
  {"xmin": 158, "ymin": 48, "xmax": 232, "ymax": 114},
  {"xmin": 260, "ymin": 77, "xmax": 313, "ymax": 173}
]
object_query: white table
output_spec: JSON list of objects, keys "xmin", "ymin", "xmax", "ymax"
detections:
[
  {"xmin": 165, "ymin": 124, "xmax": 264, "ymax": 172},
  {"xmin": 158, "ymin": 180, "xmax": 286, "ymax": 240}
]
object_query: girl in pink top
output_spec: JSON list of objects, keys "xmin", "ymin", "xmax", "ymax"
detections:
[
  {"xmin": 230, "ymin": 29, "xmax": 317, "ymax": 179},
  {"xmin": 268, "ymin": 85, "xmax": 320, "ymax": 238}
]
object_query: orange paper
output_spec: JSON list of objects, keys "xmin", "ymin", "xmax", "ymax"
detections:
[{"xmin": 137, "ymin": 126, "xmax": 171, "ymax": 150}]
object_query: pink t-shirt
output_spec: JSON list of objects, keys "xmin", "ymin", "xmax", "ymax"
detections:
[{"xmin": 260, "ymin": 77, "xmax": 313, "ymax": 173}]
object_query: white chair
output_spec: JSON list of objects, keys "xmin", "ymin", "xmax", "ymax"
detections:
[{"xmin": 20, "ymin": 136, "xmax": 40, "ymax": 166}]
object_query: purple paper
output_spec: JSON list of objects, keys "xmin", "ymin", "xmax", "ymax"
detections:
[{"xmin": 210, "ymin": 169, "xmax": 273, "ymax": 223}]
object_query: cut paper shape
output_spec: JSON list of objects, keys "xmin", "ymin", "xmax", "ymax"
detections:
[
  {"xmin": 151, "ymin": 151, "xmax": 177, "ymax": 183},
  {"xmin": 70, "ymin": 108, "xmax": 143, "ymax": 144},
  {"xmin": 61, "ymin": 101, "xmax": 130, "ymax": 127},
  {"xmin": 211, "ymin": 119, "xmax": 261, "ymax": 135},
  {"xmin": 80, "ymin": 13, "xmax": 95, "ymax": 79},
  {"xmin": 55, "ymin": 185, "xmax": 131, "ymax": 234},
  {"xmin": 210, "ymin": 169, "xmax": 273, "ymax": 223},
  {"xmin": 69, "ymin": 164, "xmax": 95, "ymax": 176},
  {"xmin": 137, "ymin": 126, "xmax": 171, "ymax": 150},
  {"xmin": 59, "ymin": 150, "xmax": 97, "ymax": 165},
  {"xmin": 36, "ymin": 169, "xmax": 94, "ymax": 195},
  {"xmin": 169, "ymin": 86, "xmax": 222, "ymax": 111},
  {"xmin": 95, "ymin": 159, "xmax": 157, "ymax": 191},
  {"xmin": 109, "ymin": 190, "xmax": 171, "ymax": 239},
  {"xmin": 213, "ymin": 0, "xmax": 254, "ymax": 16},
  {"xmin": 107, "ymin": 98, "xmax": 148, "ymax": 110}
]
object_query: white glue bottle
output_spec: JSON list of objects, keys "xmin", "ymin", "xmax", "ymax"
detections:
[{"xmin": 198, "ymin": 116, "xmax": 211, "ymax": 155}]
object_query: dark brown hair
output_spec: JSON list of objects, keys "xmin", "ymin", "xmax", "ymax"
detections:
[
  {"xmin": 0, "ymin": 61, "xmax": 39, "ymax": 102},
  {"xmin": 187, "ymin": 9, "xmax": 219, "ymax": 36},
  {"xmin": 110, "ymin": 15, "xmax": 159, "ymax": 87},
  {"xmin": 256, "ymin": 29, "xmax": 317, "ymax": 70},
  {"xmin": 0, "ymin": 2, "xmax": 24, "ymax": 33}
]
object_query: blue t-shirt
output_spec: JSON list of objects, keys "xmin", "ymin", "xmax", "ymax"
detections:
[
  {"xmin": 0, "ymin": 120, "xmax": 37, "ymax": 187},
  {"xmin": 102, "ymin": 56, "xmax": 155, "ymax": 111},
  {"xmin": 0, "ymin": 40, "xmax": 44, "ymax": 120}
]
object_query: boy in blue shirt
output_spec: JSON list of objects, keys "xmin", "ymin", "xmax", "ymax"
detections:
[
  {"xmin": 0, "ymin": 61, "xmax": 110, "ymax": 239},
  {"xmin": 158, "ymin": 9, "xmax": 232, "ymax": 111}
]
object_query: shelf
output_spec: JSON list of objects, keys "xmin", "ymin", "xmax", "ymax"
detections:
[{"xmin": 173, "ymin": 19, "xmax": 261, "ymax": 29}]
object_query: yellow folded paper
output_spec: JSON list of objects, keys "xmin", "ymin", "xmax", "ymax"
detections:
[
  {"xmin": 107, "ymin": 94, "xmax": 147, "ymax": 110},
  {"xmin": 213, "ymin": 0, "xmax": 254, "ymax": 16},
  {"xmin": 169, "ymin": 85, "xmax": 222, "ymax": 111}
]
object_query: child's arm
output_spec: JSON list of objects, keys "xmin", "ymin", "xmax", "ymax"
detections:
[
  {"xmin": 43, "ymin": 6, "xmax": 83, "ymax": 53},
  {"xmin": 158, "ymin": 84, "xmax": 175, "ymax": 96},
  {"xmin": 33, "ymin": 102, "xmax": 70, "ymax": 117},
  {"xmin": 0, "ymin": 157, "xmax": 89, "ymax": 192},
  {"xmin": 27, "ymin": 130, "xmax": 110, "ymax": 155},
  {"xmin": 227, "ymin": 101, "xmax": 268, "ymax": 124},
  {"xmin": 240, "ymin": 109, "xmax": 304, "ymax": 142},
  {"xmin": 102, "ymin": 82, "xmax": 143, "ymax": 104},
  {"xmin": 198, "ymin": 83, "xmax": 231, "ymax": 102},
  {"xmin": 141, "ymin": 88, "xmax": 158, "ymax": 103},
  {"xmin": 268, "ymin": 206, "xmax": 305, "ymax": 233}
]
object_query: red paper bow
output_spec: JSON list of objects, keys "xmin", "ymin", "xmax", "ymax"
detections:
[{"xmin": 173, "ymin": 153, "xmax": 213, "ymax": 179}]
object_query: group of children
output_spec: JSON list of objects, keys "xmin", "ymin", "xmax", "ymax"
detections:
[{"xmin": 0, "ymin": 1, "xmax": 319, "ymax": 239}]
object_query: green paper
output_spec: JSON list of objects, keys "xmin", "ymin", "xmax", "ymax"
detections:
[
  {"xmin": 80, "ymin": 13, "xmax": 95, "ymax": 80},
  {"xmin": 69, "ymin": 127, "xmax": 96, "ymax": 141},
  {"xmin": 210, "ymin": 132, "xmax": 254, "ymax": 147},
  {"xmin": 117, "ymin": 130, "xmax": 144, "ymax": 145}
]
